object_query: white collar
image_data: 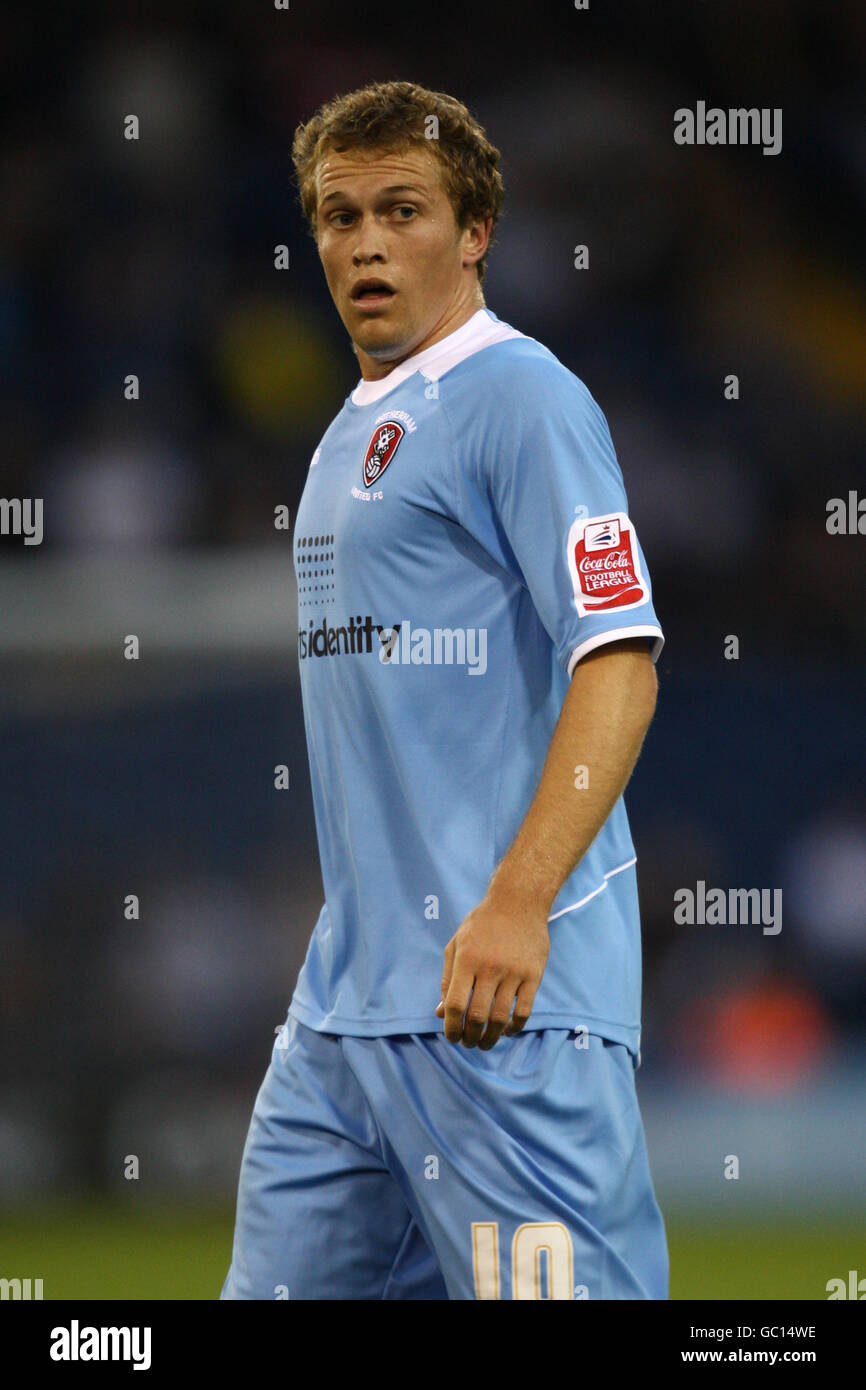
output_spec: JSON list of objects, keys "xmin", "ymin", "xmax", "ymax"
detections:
[{"xmin": 350, "ymin": 308, "xmax": 523, "ymax": 406}]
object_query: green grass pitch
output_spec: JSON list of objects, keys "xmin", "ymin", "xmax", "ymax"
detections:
[{"xmin": 0, "ymin": 1204, "xmax": 857, "ymax": 1299}]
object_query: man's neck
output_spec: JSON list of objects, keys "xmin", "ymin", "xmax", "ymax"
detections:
[{"xmin": 356, "ymin": 293, "xmax": 486, "ymax": 381}]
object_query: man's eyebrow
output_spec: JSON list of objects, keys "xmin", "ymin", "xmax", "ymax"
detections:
[{"xmin": 319, "ymin": 182, "xmax": 429, "ymax": 208}]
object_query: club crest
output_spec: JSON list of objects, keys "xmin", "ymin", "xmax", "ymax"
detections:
[{"xmin": 363, "ymin": 421, "xmax": 404, "ymax": 488}]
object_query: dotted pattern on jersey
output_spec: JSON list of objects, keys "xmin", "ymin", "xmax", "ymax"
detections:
[{"xmin": 297, "ymin": 534, "xmax": 335, "ymax": 608}]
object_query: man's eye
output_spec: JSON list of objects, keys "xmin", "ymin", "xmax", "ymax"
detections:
[
  {"xmin": 394, "ymin": 205, "xmax": 417, "ymax": 219},
  {"xmin": 331, "ymin": 212, "xmax": 354, "ymax": 226}
]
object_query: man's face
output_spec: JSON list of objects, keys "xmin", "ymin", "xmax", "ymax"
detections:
[{"xmin": 314, "ymin": 144, "xmax": 487, "ymax": 375}]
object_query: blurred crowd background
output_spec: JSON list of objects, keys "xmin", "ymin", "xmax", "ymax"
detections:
[{"xmin": 1, "ymin": 0, "xmax": 865, "ymax": 1231}]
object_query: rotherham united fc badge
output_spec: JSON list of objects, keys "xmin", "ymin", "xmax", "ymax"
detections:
[
  {"xmin": 567, "ymin": 511, "xmax": 649, "ymax": 617},
  {"xmin": 362, "ymin": 421, "xmax": 404, "ymax": 488}
]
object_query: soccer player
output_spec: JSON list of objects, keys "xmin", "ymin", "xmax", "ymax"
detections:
[{"xmin": 221, "ymin": 80, "xmax": 668, "ymax": 1301}]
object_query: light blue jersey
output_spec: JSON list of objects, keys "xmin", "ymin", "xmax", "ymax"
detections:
[
  {"xmin": 221, "ymin": 308, "xmax": 670, "ymax": 1301},
  {"xmin": 289, "ymin": 309, "xmax": 664, "ymax": 1056}
]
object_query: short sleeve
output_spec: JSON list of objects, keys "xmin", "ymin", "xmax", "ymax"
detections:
[{"xmin": 456, "ymin": 348, "xmax": 664, "ymax": 675}]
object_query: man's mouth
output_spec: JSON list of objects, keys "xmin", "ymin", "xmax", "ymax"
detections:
[{"xmin": 350, "ymin": 279, "xmax": 396, "ymax": 309}]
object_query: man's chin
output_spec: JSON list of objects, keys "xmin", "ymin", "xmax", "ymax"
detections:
[{"xmin": 350, "ymin": 324, "xmax": 411, "ymax": 362}]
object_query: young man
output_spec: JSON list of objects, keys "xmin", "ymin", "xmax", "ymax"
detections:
[{"xmin": 221, "ymin": 80, "xmax": 668, "ymax": 1301}]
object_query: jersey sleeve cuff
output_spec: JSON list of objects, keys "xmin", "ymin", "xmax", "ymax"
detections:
[{"xmin": 566, "ymin": 625, "xmax": 665, "ymax": 678}]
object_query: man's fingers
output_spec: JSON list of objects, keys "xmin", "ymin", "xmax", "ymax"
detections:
[
  {"xmin": 477, "ymin": 979, "xmax": 521, "ymax": 1050},
  {"xmin": 442, "ymin": 967, "xmax": 476, "ymax": 1043},
  {"xmin": 436, "ymin": 940, "xmax": 456, "ymax": 1018},
  {"xmin": 503, "ymin": 980, "xmax": 538, "ymax": 1036},
  {"xmin": 459, "ymin": 978, "xmax": 501, "ymax": 1049}
]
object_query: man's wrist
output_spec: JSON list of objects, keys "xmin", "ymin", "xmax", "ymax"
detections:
[{"xmin": 485, "ymin": 859, "xmax": 559, "ymax": 920}]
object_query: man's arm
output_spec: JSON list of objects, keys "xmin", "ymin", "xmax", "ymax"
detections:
[{"xmin": 435, "ymin": 636, "xmax": 658, "ymax": 1049}]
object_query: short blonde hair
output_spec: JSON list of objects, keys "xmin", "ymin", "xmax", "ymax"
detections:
[{"xmin": 292, "ymin": 79, "xmax": 505, "ymax": 284}]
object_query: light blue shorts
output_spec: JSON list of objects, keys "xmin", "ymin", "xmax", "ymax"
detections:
[{"xmin": 220, "ymin": 1014, "xmax": 668, "ymax": 1300}]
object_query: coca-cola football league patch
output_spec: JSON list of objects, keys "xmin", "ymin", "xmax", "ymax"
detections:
[
  {"xmin": 362, "ymin": 420, "xmax": 404, "ymax": 488},
  {"xmin": 567, "ymin": 511, "xmax": 649, "ymax": 617}
]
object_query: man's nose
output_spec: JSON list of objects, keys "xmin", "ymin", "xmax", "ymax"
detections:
[{"xmin": 352, "ymin": 213, "xmax": 387, "ymax": 263}]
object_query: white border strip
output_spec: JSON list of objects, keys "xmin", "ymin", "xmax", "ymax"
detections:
[
  {"xmin": 351, "ymin": 309, "xmax": 523, "ymax": 405},
  {"xmin": 547, "ymin": 856, "xmax": 637, "ymax": 923},
  {"xmin": 567, "ymin": 625, "xmax": 664, "ymax": 678}
]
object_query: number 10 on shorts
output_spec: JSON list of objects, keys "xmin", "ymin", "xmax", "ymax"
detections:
[{"xmin": 472, "ymin": 1221, "xmax": 582, "ymax": 1300}]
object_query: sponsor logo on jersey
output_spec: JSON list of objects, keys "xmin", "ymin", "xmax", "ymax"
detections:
[
  {"xmin": 298, "ymin": 616, "xmax": 486, "ymax": 674},
  {"xmin": 363, "ymin": 420, "xmax": 404, "ymax": 488},
  {"xmin": 567, "ymin": 511, "xmax": 649, "ymax": 616}
]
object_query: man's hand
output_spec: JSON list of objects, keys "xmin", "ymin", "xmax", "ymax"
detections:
[
  {"xmin": 435, "ymin": 892, "xmax": 550, "ymax": 1049},
  {"xmin": 434, "ymin": 639, "xmax": 657, "ymax": 1052}
]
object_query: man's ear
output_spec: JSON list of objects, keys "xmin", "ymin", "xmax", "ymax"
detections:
[{"xmin": 462, "ymin": 214, "xmax": 492, "ymax": 270}]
